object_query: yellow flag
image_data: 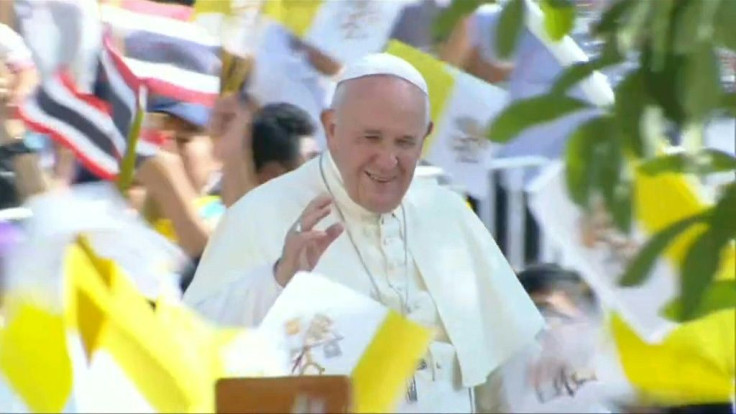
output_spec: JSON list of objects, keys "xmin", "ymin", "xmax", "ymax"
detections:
[
  {"xmin": 611, "ymin": 310, "xmax": 735, "ymax": 405},
  {"xmin": 351, "ymin": 311, "xmax": 432, "ymax": 413},
  {"xmin": 64, "ymin": 239, "xmax": 197, "ymax": 412},
  {"xmin": 0, "ymin": 299, "xmax": 73, "ymax": 412},
  {"xmin": 608, "ymin": 168, "xmax": 736, "ymax": 405},
  {"xmin": 193, "ymin": 0, "xmax": 232, "ymax": 17},
  {"xmin": 385, "ymin": 41, "xmax": 455, "ymax": 157},
  {"xmin": 261, "ymin": 0, "xmax": 323, "ymax": 38}
]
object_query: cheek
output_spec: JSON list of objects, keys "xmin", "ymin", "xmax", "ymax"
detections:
[{"xmin": 397, "ymin": 153, "xmax": 419, "ymax": 176}]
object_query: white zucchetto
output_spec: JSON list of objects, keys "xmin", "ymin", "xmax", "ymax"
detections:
[{"xmin": 335, "ymin": 53, "xmax": 429, "ymax": 96}]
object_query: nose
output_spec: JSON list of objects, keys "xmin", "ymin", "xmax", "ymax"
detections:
[{"xmin": 373, "ymin": 147, "xmax": 398, "ymax": 171}]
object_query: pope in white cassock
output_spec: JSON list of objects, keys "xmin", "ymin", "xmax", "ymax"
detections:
[{"xmin": 184, "ymin": 53, "xmax": 545, "ymax": 413}]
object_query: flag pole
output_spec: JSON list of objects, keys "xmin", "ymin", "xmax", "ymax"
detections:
[{"xmin": 116, "ymin": 88, "xmax": 146, "ymax": 194}]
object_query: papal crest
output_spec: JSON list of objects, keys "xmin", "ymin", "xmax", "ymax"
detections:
[
  {"xmin": 449, "ymin": 116, "xmax": 490, "ymax": 164},
  {"xmin": 338, "ymin": 0, "xmax": 380, "ymax": 41},
  {"xmin": 285, "ymin": 313, "xmax": 345, "ymax": 376}
]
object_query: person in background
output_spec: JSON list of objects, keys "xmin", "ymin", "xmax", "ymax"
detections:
[
  {"xmin": 440, "ymin": 2, "xmax": 601, "ymax": 163},
  {"xmin": 0, "ymin": 23, "xmax": 37, "ymax": 108},
  {"xmin": 135, "ymin": 97, "xmax": 221, "ymax": 270},
  {"xmin": 518, "ymin": 263, "xmax": 599, "ymax": 322},
  {"xmin": 502, "ymin": 263, "xmax": 611, "ymax": 413},
  {"xmin": 212, "ymin": 93, "xmax": 320, "ymax": 208},
  {"xmin": 144, "ymin": 93, "xmax": 319, "ymax": 292},
  {"xmin": 246, "ymin": 22, "xmax": 342, "ymax": 150}
]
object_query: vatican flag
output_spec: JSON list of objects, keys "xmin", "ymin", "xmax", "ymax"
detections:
[
  {"xmin": 386, "ymin": 41, "xmax": 508, "ymax": 200},
  {"xmin": 527, "ymin": 162, "xmax": 735, "ymax": 406},
  {"xmin": 1, "ymin": 184, "xmax": 288, "ymax": 413},
  {"xmin": 261, "ymin": 0, "xmax": 409, "ymax": 64},
  {"xmin": 257, "ymin": 272, "xmax": 432, "ymax": 413}
]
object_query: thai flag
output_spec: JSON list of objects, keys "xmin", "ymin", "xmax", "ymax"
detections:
[
  {"xmin": 18, "ymin": 39, "xmax": 154, "ymax": 180},
  {"xmin": 100, "ymin": 0, "xmax": 221, "ymax": 108}
]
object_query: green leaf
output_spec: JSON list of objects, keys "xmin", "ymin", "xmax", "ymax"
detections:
[
  {"xmin": 641, "ymin": 48, "xmax": 688, "ymax": 127},
  {"xmin": 614, "ymin": 70, "xmax": 652, "ymax": 157},
  {"xmin": 714, "ymin": 0, "xmax": 736, "ymax": 51},
  {"xmin": 593, "ymin": 0, "xmax": 634, "ymax": 36},
  {"xmin": 619, "ymin": 212, "xmax": 708, "ymax": 287},
  {"xmin": 661, "ymin": 280, "xmax": 736, "ymax": 321},
  {"xmin": 677, "ymin": 183, "xmax": 736, "ymax": 319},
  {"xmin": 672, "ymin": 0, "xmax": 717, "ymax": 54},
  {"xmin": 540, "ymin": 0, "xmax": 575, "ymax": 41},
  {"xmin": 617, "ymin": 0, "xmax": 653, "ymax": 53},
  {"xmin": 679, "ymin": 227, "xmax": 727, "ymax": 320},
  {"xmin": 711, "ymin": 181, "xmax": 736, "ymax": 238},
  {"xmin": 639, "ymin": 149, "xmax": 736, "ymax": 176},
  {"xmin": 486, "ymin": 94, "xmax": 590, "ymax": 143},
  {"xmin": 565, "ymin": 117, "xmax": 613, "ymax": 207},
  {"xmin": 680, "ymin": 43, "xmax": 722, "ymax": 123},
  {"xmin": 431, "ymin": 0, "xmax": 483, "ymax": 43},
  {"xmin": 550, "ymin": 36, "xmax": 624, "ymax": 95},
  {"xmin": 496, "ymin": 0, "xmax": 526, "ymax": 60},
  {"xmin": 598, "ymin": 137, "xmax": 633, "ymax": 232},
  {"xmin": 649, "ymin": 0, "xmax": 675, "ymax": 71},
  {"xmin": 721, "ymin": 93, "xmax": 736, "ymax": 117}
]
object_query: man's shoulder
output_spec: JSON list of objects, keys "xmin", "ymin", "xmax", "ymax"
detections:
[{"xmin": 406, "ymin": 179, "xmax": 470, "ymax": 216}]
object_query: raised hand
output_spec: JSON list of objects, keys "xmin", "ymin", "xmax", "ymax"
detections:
[{"xmin": 274, "ymin": 194, "xmax": 344, "ymax": 287}]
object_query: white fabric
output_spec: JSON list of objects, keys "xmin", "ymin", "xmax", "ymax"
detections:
[
  {"xmin": 0, "ymin": 24, "xmax": 33, "ymax": 71},
  {"xmin": 185, "ymin": 152, "xmax": 544, "ymax": 393},
  {"xmin": 14, "ymin": 0, "xmax": 101, "ymax": 91},
  {"xmin": 247, "ymin": 23, "xmax": 335, "ymax": 149},
  {"xmin": 336, "ymin": 52, "xmax": 428, "ymax": 95}
]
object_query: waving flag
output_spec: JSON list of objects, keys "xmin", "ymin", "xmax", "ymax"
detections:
[
  {"xmin": 18, "ymin": 39, "xmax": 151, "ymax": 180},
  {"xmin": 101, "ymin": 0, "xmax": 220, "ymax": 107},
  {"xmin": 262, "ymin": 0, "xmax": 410, "ymax": 64},
  {"xmin": 258, "ymin": 272, "xmax": 431, "ymax": 413},
  {"xmin": 1, "ymin": 185, "xmax": 287, "ymax": 413},
  {"xmin": 386, "ymin": 41, "xmax": 508, "ymax": 200},
  {"xmin": 527, "ymin": 161, "xmax": 735, "ymax": 406}
]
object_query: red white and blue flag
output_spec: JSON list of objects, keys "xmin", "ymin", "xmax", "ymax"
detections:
[
  {"xmin": 100, "ymin": 0, "xmax": 221, "ymax": 107},
  {"xmin": 18, "ymin": 38, "xmax": 155, "ymax": 180}
]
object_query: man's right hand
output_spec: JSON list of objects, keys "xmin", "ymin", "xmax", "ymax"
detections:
[{"xmin": 274, "ymin": 194, "xmax": 344, "ymax": 287}]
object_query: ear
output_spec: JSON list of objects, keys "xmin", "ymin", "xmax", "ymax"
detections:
[
  {"xmin": 320, "ymin": 109, "xmax": 336, "ymax": 144},
  {"xmin": 424, "ymin": 121, "xmax": 434, "ymax": 140}
]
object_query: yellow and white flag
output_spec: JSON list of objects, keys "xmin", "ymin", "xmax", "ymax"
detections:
[
  {"xmin": 0, "ymin": 297, "xmax": 74, "ymax": 413},
  {"xmin": 386, "ymin": 41, "xmax": 508, "ymax": 199},
  {"xmin": 527, "ymin": 162, "xmax": 735, "ymax": 405},
  {"xmin": 1, "ymin": 184, "xmax": 286, "ymax": 413},
  {"xmin": 258, "ymin": 272, "xmax": 432, "ymax": 413},
  {"xmin": 262, "ymin": 0, "xmax": 410, "ymax": 64}
]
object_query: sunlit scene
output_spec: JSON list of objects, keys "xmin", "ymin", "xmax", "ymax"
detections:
[{"xmin": 0, "ymin": 0, "xmax": 734, "ymax": 413}]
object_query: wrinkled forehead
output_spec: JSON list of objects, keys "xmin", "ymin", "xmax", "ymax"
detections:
[{"xmin": 332, "ymin": 75, "xmax": 431, "ymax": 125}]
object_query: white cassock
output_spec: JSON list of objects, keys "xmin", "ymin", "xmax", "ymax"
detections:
[{"xmin": 184, "ymin": 152, "xmax": 544, "ymax": 412}]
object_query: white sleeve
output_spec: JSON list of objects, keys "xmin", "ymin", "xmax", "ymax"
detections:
[{"xmin": 191, "ymin": 262, "xmax": 284, "ymax": 328}]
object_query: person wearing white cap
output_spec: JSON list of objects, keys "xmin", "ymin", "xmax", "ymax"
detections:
[{"xmin": 184, "ymin": 53, "xmax": 544, "ymax": 412}]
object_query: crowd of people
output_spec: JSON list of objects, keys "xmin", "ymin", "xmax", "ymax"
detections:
[{"xmin": 0, "ymin": 0, "xmax": 733, "ymax": 413}]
